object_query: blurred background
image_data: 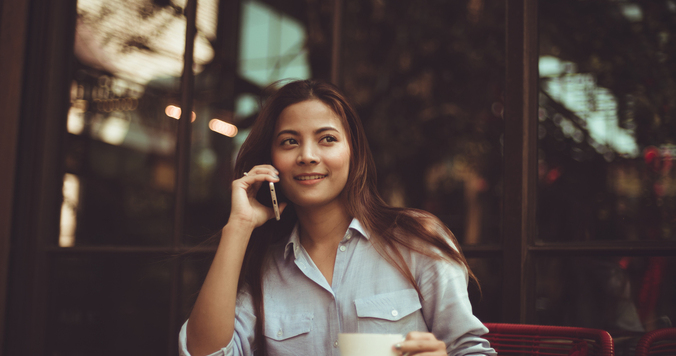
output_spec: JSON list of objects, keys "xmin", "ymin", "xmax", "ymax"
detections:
[{"xmin": 0, "ymin": 0, "xmax": 674, "ymax": 355}]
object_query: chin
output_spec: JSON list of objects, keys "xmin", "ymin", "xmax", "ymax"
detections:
[{"xmin": 288, "ymin": 195, "xmax": 343, "ymax": 210}]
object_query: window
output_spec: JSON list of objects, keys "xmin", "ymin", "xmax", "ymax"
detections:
[
  {"xmin": 535, "ymin": 0, "xmax": 676, "ymax": 337},
  {"xmin": 340, "ymin": 0, "xmax": 506, "ymax": 322},
  {"xmin": 4, "ymin": 1, "xmax": 675, "ymax": 355}
]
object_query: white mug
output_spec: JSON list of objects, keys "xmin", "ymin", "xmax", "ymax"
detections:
[{"xmin": 338, "ymin": 333, "xmax": 404, "ymax": 356}]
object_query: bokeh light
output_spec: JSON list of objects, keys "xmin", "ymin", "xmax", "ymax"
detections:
[
  {"xmin": 208, "ymin": 119, "xmax": 238, "ymax": 137},
  {"xmin": 165, "ymin": 105, "xmax": 196, "ymax": 122}
]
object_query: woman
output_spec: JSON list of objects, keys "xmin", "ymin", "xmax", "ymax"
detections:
[{"xmin": 180, "ymin": 80, "xmax": 495, "ymax": 356}]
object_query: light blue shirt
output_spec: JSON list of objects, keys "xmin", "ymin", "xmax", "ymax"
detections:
[{"xmin": 179, "ymin": 218, "xmax": 496, "ymax": 356}]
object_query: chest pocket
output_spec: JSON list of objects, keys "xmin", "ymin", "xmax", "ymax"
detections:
[
  {"xmin": 354, "ymin": 289, "xmax": 424, "ymax": 333},
  {"xmin": 263, "ymin": 312, "xmax": 313, "ymax": 342}
]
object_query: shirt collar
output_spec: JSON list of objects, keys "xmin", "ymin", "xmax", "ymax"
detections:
[{"xmin": 283, "ymin": 218, "xmax": 370, "ymax": 259}]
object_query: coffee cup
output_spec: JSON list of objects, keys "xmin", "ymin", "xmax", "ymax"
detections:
[{"xmin": 338, "ymin": 333, "xmax": 404, "ymax": 356}]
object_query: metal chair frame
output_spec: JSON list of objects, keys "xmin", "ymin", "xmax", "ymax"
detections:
[
  {"xmin": 635, "ymin": 327, "xmax": 676, "ymax": 356},
  {"xmin": 483, "ymin": 323, "xmax": 614, "ymax": 355}
]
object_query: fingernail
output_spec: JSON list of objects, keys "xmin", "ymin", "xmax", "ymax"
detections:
[
  {"xmin": 394, "ymin": 343, "xmax": 402, "ymax": 350},
  {"xmin": 273, "ymin": 175, "xmax": 279, "ymax": 179}
]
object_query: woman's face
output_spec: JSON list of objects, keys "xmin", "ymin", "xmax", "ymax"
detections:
[{"xmin": 271, "ymin": 99, "xmax": 351, "ymax": 210}]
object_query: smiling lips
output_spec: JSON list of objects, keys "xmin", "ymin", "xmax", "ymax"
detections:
[{"xmin": 294, "ymin": 174, "xmax": 327, "ymax": 181}]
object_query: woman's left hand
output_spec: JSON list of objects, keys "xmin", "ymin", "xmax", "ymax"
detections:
[{"xmin": 393, "ymin": 331, "xmax": 447, "ymax": 356}]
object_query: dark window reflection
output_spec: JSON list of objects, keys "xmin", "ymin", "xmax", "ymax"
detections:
[
  {"xmin": 467, "ymin": 257, "xmax": 502, "ymax": 322},
  {"xmin": 341, "ymin": 0, "xmax": 505, "ymax": 246},
  {"xmin": 63, "ymin": 71, "xmax": 178, "ymax": 246},
  {"xmin": 535, "ymin": 256, "xmax": 675, "ymax": 348},
  {"xmin": 538, "ymin": 1, "xmax": 676, "ymax": 242},
  {"xmin": 46, "ymin": 254, "xmax": 172, "ymax": 355}
]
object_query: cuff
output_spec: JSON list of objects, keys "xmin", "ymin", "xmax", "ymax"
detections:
[{"xmin": 178, "ymin": 320, "xmax": 235, "ymax": 356}]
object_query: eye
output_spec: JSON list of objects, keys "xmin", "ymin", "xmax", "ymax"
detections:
[
  {"xmin": 321, "ymin": 135, "xmax": 338, "ymax": 143},
  {"xmin": 280, "ymin": 138, "xmax": 298, "ymax": 146}
]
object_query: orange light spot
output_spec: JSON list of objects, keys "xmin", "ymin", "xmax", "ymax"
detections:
[
  {"xmin": 165, "ymin": 105, "xmax": 196, "ymax": 122},
  {"xmin": 165, "ymin": 105, "xmax": 181, "ymax": 119},
  {"xmin": 209, "ymin": 119, "xmax": 238, "ymax": 137}
]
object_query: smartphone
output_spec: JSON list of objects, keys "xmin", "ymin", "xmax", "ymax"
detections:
[{"xmin": 269, "ymin": 181, "xmax": 281, "ymax": 221}]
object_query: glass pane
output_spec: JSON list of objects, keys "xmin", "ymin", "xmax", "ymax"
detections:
[
  {"xmin": 62, "ymin": 0, "xmax": 220, "ymax": 246},
  {"xmin": 538, "ymin": 1, "xmax": 676, "ymax": 242},
  {"xmin": 63, "ymin": 120, "xmax": 176, "ymax": 246},
  {"xmin": 45, "ymin": 254, "xmax": 172, "ymax": 355},
  {"xmin": 468, "ymin": 257, "xmax": 502, "ymax": 322},
  {"xmin": 75, "ymin": 0, "xmax": 217, "ymax": 84},
  {"xmin": 341, "ymin": 0, "xmax": 505, "ymax": 245},
  {"xmin": 238, "ymin": 0, "xmax": 311, "ymax": 86},
  {"xmin": 535, "ymin": 256, "xmax": 676, "ymax": 353},
  {"xmin": 183, "ymin": 0, "xmax": 332, "ymax": 244}
]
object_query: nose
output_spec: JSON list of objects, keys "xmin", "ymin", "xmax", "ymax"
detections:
[{"xmin": 297, "ymin": 143, "xmax": 319, "ymax": 165}]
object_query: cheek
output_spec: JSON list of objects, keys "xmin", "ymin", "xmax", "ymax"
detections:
[
  {"xmin": 272, "ymin": 153, "xmax": 295, "ymax": 193},
  {"xmin": 271, "ymin": 151, "xmax": 292, "ymax": 171},
  {"xmin": 327, "ymin": 146, "xmax": 351, "ymax": 175}
]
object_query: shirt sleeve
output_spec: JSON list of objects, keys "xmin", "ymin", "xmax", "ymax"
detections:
[
  {"xmin": 416, "ymin": 253, "xmax": 497, "ymax": 356},
  {"xmin": 178, "ymin": 289, "xmax": 258, "ymax": 356}
]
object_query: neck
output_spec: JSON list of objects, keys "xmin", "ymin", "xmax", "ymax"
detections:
[{"xmin": 295, "ymin": 201, "xmax": 352, "ymax": 250}]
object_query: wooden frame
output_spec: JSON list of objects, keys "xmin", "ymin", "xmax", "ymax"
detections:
[
  {"xmin": 2, "ymin": 0, "xmax": 78, "ymax": 354},
  {"xmin": 0, "ymin": 0, "xmax": 31, "ymax": 351},
  {"xmin": 501, "ymin": 0, "xmax": 538, "ymax": 323}
]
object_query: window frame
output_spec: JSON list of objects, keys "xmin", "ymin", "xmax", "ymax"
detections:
[
  {"xmin": 0, "ymin": 0, "xmax": 32, "ymax": 351},
  {"xmin": 493, "ymin": 0, "xmax": 676, "ymax": 325}
]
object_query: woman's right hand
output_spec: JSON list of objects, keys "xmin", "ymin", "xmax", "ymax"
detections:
[
  {"xmin": 188, "ymin": 165, "xmax": 284, "ymax": 356},
  {"xmin": 229, "ymin": 164, "xmax": 287, "ymax": 229}
]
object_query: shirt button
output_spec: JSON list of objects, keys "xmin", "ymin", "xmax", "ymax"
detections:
[
  {"xmin": 391, "ymin": 310, "xmax": 399, "ymax": 317},
  {"xmin": 334, "ymin": 341, "xmax": 339, "ymax": 348},
  {"xmin": 339, "ymin": 245, "xmax": 347, "ymax": 252},
  {"xmin": 277, "ymin": 329, "xmax": 283, "ymax": 337}
]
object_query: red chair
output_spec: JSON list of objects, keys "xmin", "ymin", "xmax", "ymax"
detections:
[
  {"xmin": 635, "ymin": 327, "xmax": 676, "ymax": 356},
  {"xmin": 483, "ymin": 323, "xmax": 614, "ymax": 355}
]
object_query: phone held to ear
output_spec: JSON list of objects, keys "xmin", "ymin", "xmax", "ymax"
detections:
[{"xmin": 269, "ymin": 182, "xmax": 281, "ymax": 221}]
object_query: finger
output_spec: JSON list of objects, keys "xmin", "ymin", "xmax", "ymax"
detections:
[
  {"xmin": 394, "ymin": 339, "xmax": 446, "ymax": 354},
  {"xmin": 405, "ymin": 331, "xmax": 436, "ymax": 341},
  {"xmin": 231, "ymin": 176, "xmax": 269, "ymax": 203},
  {"xmin": 243, "ymin": 169, "xmax": 276, "ymax": 179},
  {"xmin": 236, "ymin": 170, "xmax": 280, "ymax": 190},
  {"xmin": 245, "ymin": 165, "xmax": 279, "ymax": 178},
  {"xmin": 247, "ymin": 180, "xmax": 264, "ymax": 198},
  {"xmin": 239, "ymin": 173, "xmax": 280, "ymax": 191}
]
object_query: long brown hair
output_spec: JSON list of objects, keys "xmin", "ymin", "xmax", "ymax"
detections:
[{"xmin": 233, "ymin": 79, "xmax": 478, "ymax": 355}]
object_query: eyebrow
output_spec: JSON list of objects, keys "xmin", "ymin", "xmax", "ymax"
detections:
[{"xmin": 275, "ymin": 126, "xmax": 340, "ymax": 138}]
